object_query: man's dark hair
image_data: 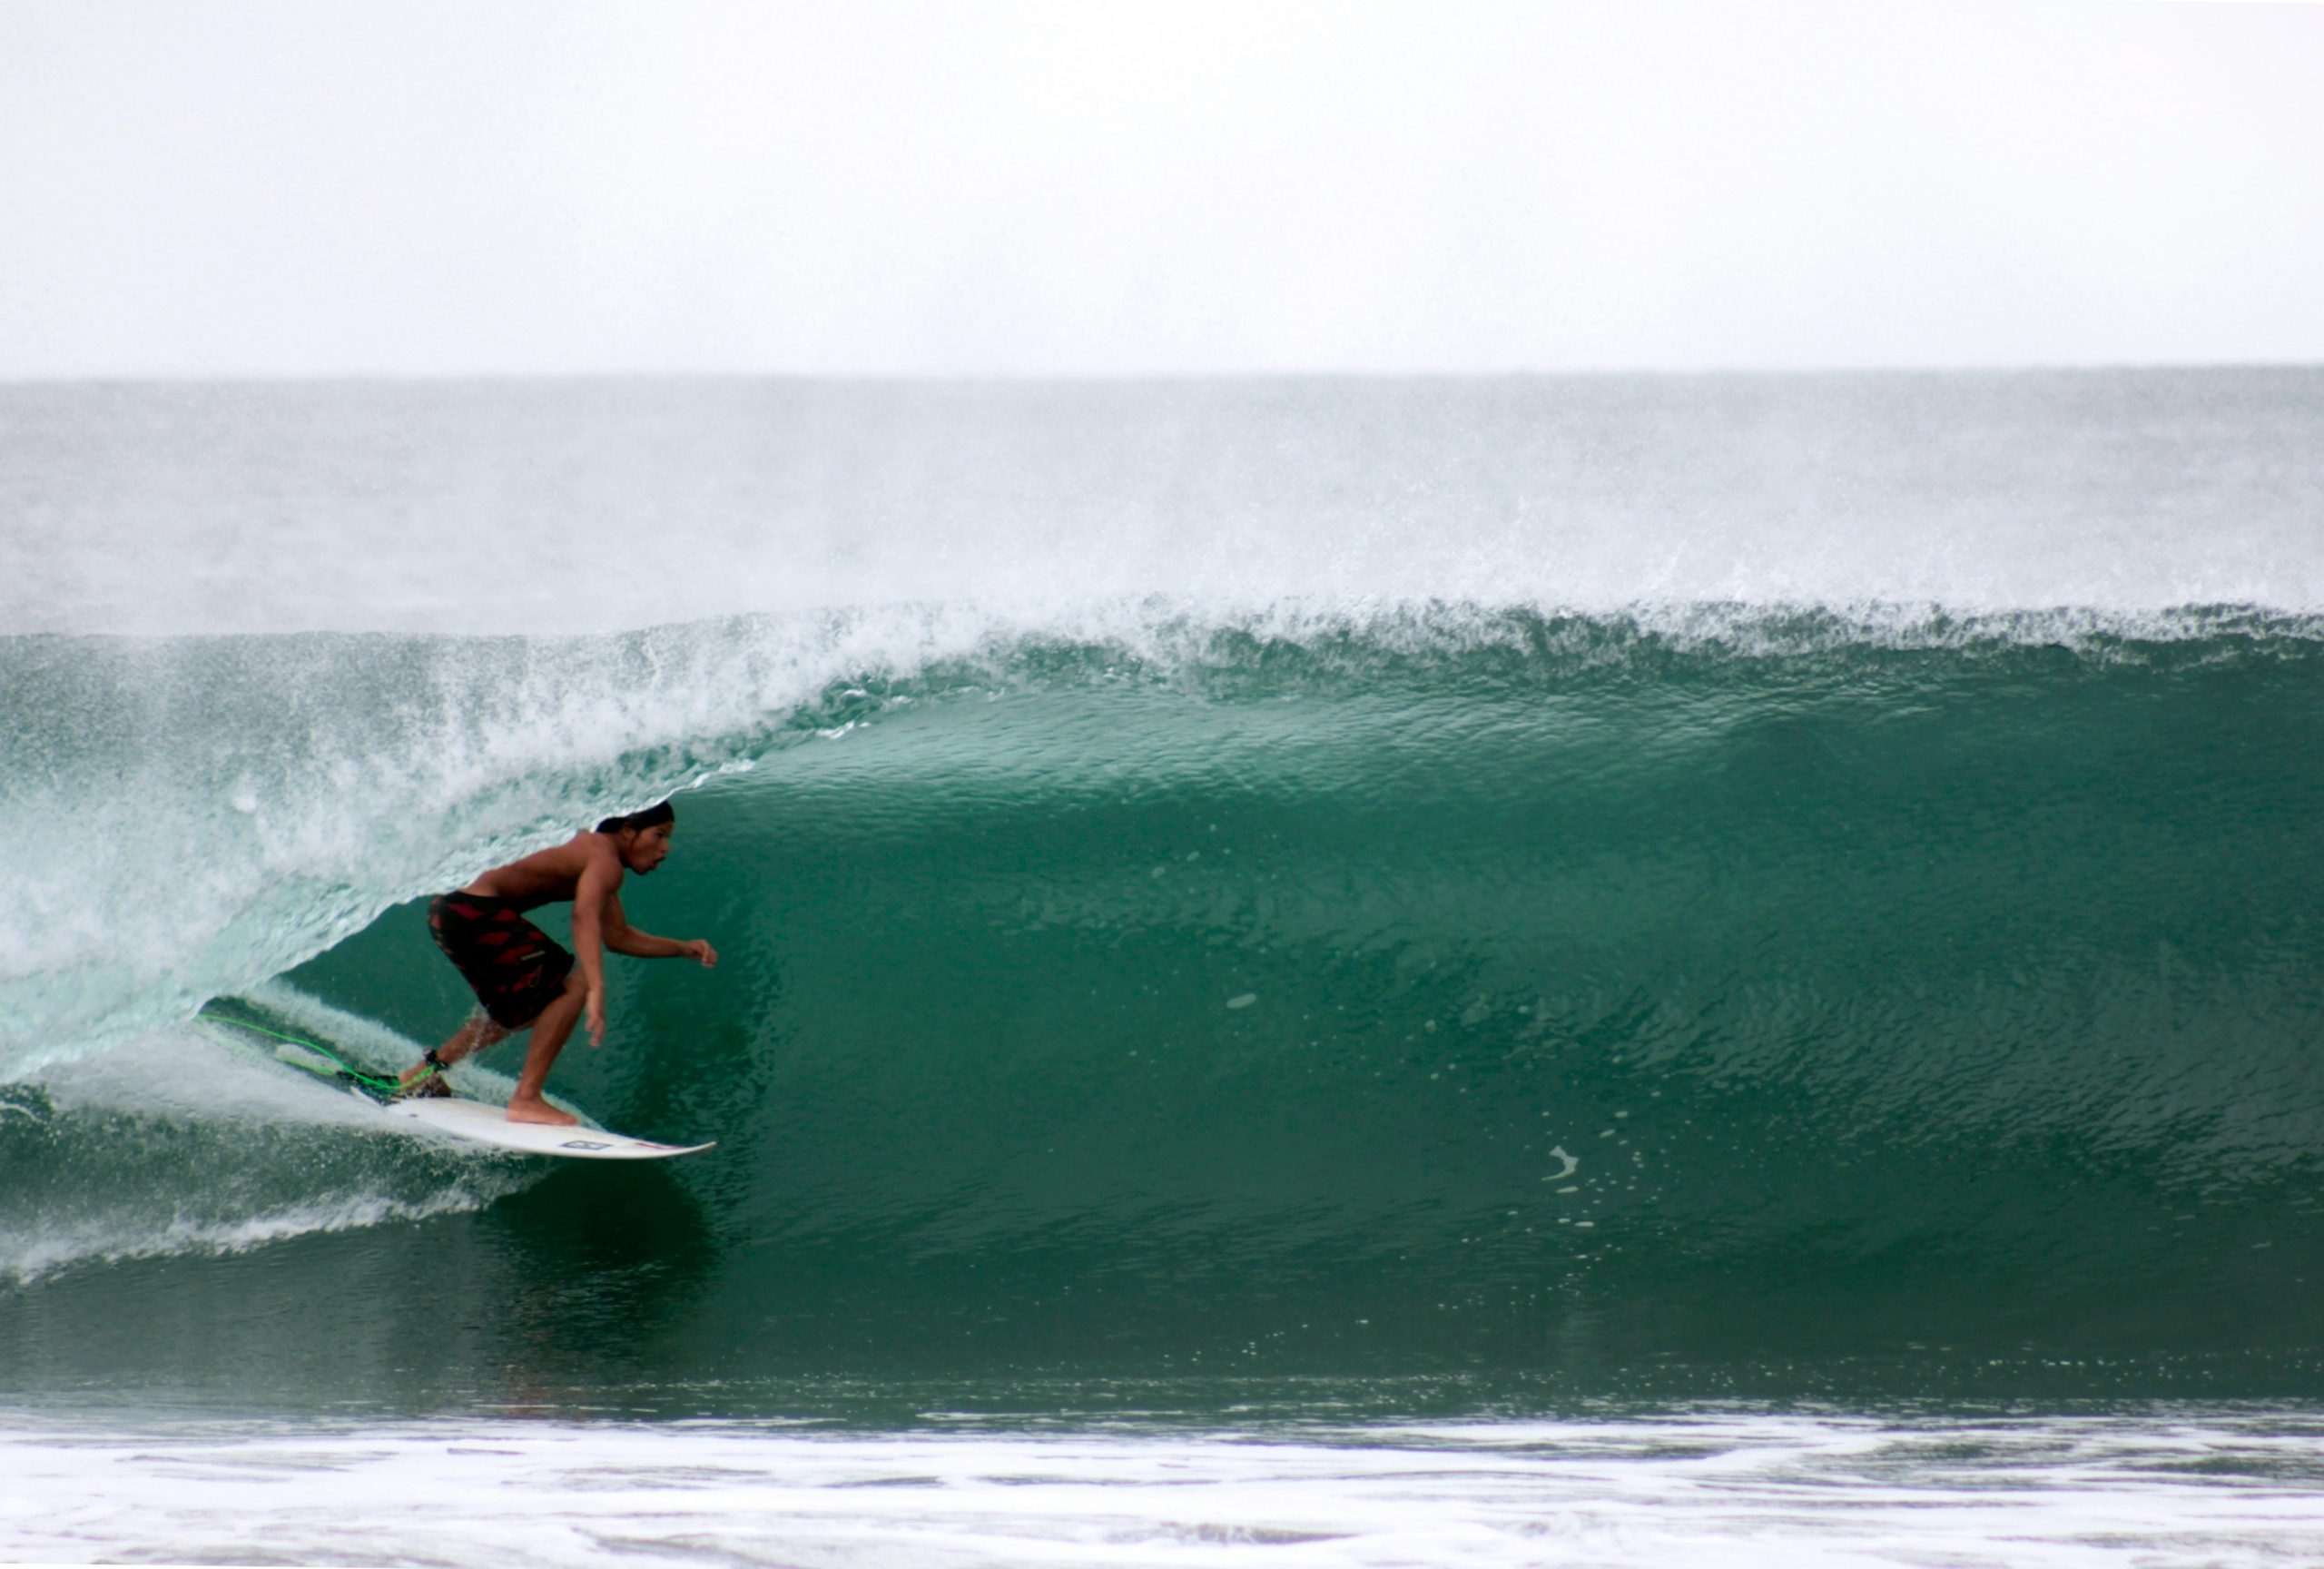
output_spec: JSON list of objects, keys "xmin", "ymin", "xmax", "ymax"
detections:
[{"xmin": 596, "ymin": 800, "xmax": 675, "ymax": 835}]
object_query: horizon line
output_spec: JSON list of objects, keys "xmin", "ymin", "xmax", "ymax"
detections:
[{"xmin": 5, "ymin": 359, "xmax": 2322, "ymax": 390}]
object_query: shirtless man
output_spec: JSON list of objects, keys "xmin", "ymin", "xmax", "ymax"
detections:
[{"xmin": 401, "ymin": 801, "xmax": 718, "ymax": 1124}]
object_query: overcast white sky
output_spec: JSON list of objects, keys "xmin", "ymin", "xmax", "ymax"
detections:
[{"xmin": 4, "ymin": 1, "xmax": 2319, "ymax": 378}]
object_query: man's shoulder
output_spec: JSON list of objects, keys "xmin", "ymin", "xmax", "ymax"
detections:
[
  {"xmin": 511, "ymin": 832, "xmax": 619, "ymax": 881},
  {"xmin": 572, "ymin": 831, "xmax": 625, "ymax": 880}
]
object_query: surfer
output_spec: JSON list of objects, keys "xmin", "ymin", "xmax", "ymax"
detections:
[{"xmin": 399, "ymin": 802, "xmax": 719, "ymax": 1124}]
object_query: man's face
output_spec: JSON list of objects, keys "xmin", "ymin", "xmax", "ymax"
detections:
[{"xmin": 620, "ymin": 822, "xmax": 675, "ymax": 873}]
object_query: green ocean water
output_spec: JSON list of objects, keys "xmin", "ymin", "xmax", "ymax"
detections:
[
  {"xmin": 5, "ymin": 612, "xmax": 2322, "ymax": 1414},
  {"xmin": 5, "ymin": 372, "xmax": 2324, "ymax": 1443}
]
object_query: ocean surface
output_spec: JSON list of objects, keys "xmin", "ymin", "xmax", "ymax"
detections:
[{"xmin": 3, "ymin": 370, "xmax": 2321, "ymax": 1564}]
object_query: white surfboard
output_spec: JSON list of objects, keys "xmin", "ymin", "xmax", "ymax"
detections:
[
  {"xmin": 380, "ymin": 1093, "xmax": 714, "ymax": 1159},
  {"xmin": 253, "ymin": 1031, "xmax": 713, "ymax": 1159}
]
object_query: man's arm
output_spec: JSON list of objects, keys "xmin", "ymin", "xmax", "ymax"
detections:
[
  {"xmin": 603, "ymin": 894, "xmax": 720, "ymax": 967},
  {"xmin": 571, "ymin": 846, "xmax": 622, "ymax": 1046}
]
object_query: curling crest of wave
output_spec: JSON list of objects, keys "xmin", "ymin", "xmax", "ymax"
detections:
[{"xmin": 1100, "ymin": 598, "xmax": 2324, "ymax": 666}]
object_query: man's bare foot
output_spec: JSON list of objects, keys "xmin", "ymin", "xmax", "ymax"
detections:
[{"xmin": 505, "ymin": 1095, "xmax": 578, "ymax": 1127}]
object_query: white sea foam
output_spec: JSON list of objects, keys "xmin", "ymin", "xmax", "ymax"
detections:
[
  {"xmin": 0, "ymin": 1188, "xmax": 490, "ymax": 1286},
  {"xmin": 4, "ymin": 1410, "xmax": 2322, "ymax": 1568},
  {"xmin": 0, "ymin": 1015, "xmax": 535, "ymax": 1283}
]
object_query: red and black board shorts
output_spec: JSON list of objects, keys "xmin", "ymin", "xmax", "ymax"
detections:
[{"xmin": 427, "ymin": 893, "xmax": 576, "ymax": 1030}]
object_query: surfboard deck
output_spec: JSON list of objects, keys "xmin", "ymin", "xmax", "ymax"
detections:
[{"xmin": 380, "ymin": 1094, "xmax": 714, "ymax": 1159}]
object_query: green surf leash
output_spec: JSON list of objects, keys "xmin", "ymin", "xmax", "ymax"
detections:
[{"xmin": 197, "ymin": 1007, "xmax": 429, "ymax": 1098}]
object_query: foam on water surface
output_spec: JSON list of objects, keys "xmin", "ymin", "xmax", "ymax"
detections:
[{"xmin": 6, "ymin": 1410, "xmax": 2324, "ymax": 1568}]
